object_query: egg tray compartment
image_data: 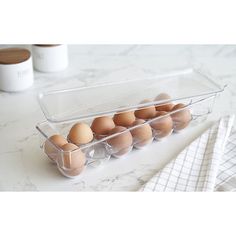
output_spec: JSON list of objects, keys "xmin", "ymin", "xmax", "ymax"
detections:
[{"xmin": 36, "ymin": 93, "xmax": 219, "ymax": 178}]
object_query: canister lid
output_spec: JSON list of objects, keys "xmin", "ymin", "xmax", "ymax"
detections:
[
  {"xmin": 34, "ymin": 44, "xmax": 61, "ymax": 47},
  {"xmin": 0, "ymin": 48, "xmax": 31, "ymax": 65}
]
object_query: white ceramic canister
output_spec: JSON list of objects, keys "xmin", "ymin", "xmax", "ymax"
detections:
[
  {"xmin": 32, "ymin": 44, "xmax": 68, "ymax": 72},
  {"xmin": 0, "ymin": 48, "xmax": 34, "ymax": 92}
]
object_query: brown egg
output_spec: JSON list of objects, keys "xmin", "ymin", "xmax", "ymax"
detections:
[
  {"xmin": 44, "ymin": 134, "xmax": 68, "ymax": 161},
  {"xmin": 135, "ymin": 99, "xmax": 156, "ymax": 120},
  {"xmin": 68, "ymin": 122, "xmax": 93, "ymax": 145},
  {"xmin": 131, "ymin": 119, "xmax": 153, "ymax": 148},
  {"xmin": 91, "ymin": 116, "xmax": 115, "ymax": 138},
  {"xmin": 107, "ymin": 126, "xmax": 133, "ymax": 157},
  {"xmin": 150, "ymin": 111, "xmax": 173, "ymax": 139},
  {"xmin": 155, "ymin": 93, "xmax": 174, "ymax": 112},
  {"xmin": 57, "ymin": 143, "xmax": 86, "ymax": 177},
  {"xmin": 113, "ymin": 110, "xmax": 136, "ymax": 127},
  {"xmin": 171, "ymin": 103, "xmax": 192, "ymax": 131}
]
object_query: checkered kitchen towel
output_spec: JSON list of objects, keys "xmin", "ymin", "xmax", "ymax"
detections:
[{"xmin": 140, "ymin": 115, "xmax": 236, "ymax": 192}]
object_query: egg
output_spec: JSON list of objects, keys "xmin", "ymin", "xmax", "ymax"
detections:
[
  {"xmin": 113, "ymin": 110, "xmax": 136, "ymax": 127},
  {"xmin": 107, "ymin": 126, "xmax": 133, "ymax": 157},
  {"xmin": 150, "ymin": 111, "xmax": 173, "ymax": 139},
  {"xmin": 91, "ymin": 116, "xmax": 115, "ymax": 139},
  {"xmin": 57, "ymin": 143, "xmax": 86, "ymax": 177},
  {"xmin": 155, "ymin": 93, "xmax": 174, "ymax": 111},
  {"xmin": 44, "ymin": 134, "xmax": 68, "ymax": 161},
  {"xmin": 171, "ymin": 103, "xmax": 192, "ymax": 131},
  {"xmin": 135, "ymin": 99, "xmax": 156, "ymax": 120},
  {"xmin": 68, "ymin": 122, "xmax": 93, "ymax": 145},
  {"xmin": 131, "ymin": 119, "xmax": 153, "ymax": 148}
]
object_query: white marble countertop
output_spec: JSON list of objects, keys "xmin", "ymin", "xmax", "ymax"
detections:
[{"xmin": 0, "ymin": 45, "xmax": 235, "ymax": 191}]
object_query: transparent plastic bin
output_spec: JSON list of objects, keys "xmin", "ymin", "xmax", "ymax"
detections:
[{"xmin": 36, "ymin": 68, "xmax": 226, "ymax": 178}]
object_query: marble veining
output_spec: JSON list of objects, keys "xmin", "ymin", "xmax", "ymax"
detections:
[{"xmin": 0, "ymin": 45, "xmax": 235, "ymax": 191}]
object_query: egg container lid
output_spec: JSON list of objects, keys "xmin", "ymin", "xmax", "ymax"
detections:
[{"xmin": 37, "ymin": 67, "xmax": 226, "ymax": 124}]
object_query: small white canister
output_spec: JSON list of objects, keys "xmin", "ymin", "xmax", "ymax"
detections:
[
  {"xmin": 0, "ymin": 48, "xmax": 34, "ymax": 92},
  {"xmin": 32, "ymin": 44, "xmax": 68, "ymax": 72}
]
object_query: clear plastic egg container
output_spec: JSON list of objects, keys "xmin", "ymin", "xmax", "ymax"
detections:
[{"xmin": 36, "ymin": 68, "xmax": 226, "ymax": 178}]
